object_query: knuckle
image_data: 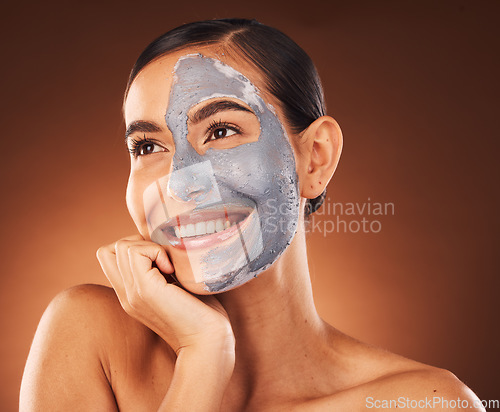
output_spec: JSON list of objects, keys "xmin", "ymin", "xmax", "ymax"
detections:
[
  {"xmin": 114, "ymin": 239, "xmax": 130, "ymax": 254},
  {"xmin": 96, "ymin": 244, "xmax": 112, "ymax": 261},
  {"xmin": 125, "ymin": 234, "xmax": 144, "ymax": 241},
  {"xmin": 96, "ymin": 247, "xmax": 103, "ymax": 261},
  {"xmin": 114, "ymin": 239, "xmax": 126, "ymax": 249},
  {"xmin": 128, "ymin": 245, "xmax": 140, "ymax": 256}
]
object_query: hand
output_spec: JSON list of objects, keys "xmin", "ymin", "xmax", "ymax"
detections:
[{"xmin": 96, "ymin": 235, "xmax": 234, "ymax": 354}]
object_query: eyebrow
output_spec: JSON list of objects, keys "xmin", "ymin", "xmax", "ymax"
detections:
[
  {"xmin": 188, "ymin": 100, "xmax": 253, "ymax": 124},
  {"xmin": 125, "ymin": 120, "xmax": 163, "ymax": 143}
]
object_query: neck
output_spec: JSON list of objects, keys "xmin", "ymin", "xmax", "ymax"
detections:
[{"xmin": 217, "ymin": 227, "xmax": 331, "ymax": 403}]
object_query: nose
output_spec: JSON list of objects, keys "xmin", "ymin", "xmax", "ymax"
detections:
[{"xmin": 166, "ymin": 163, "xmax": 214, "ymax": 204}]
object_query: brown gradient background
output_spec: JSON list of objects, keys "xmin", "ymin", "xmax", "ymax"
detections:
[{"xmin": 1, "ymin": 0, "xmax": 498, "ymax": 409}]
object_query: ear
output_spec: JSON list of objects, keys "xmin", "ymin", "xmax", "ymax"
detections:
[{"xmin": 298, "ymin": 116, "xmax": 343, "ymax": 199}]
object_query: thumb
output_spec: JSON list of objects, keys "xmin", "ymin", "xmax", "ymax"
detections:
[{"xmin": 155, "ymin": 247, "xmax": 175, "ymax": 275}]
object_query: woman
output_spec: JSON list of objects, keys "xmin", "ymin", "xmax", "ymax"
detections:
[{"xmin": 20, "ymin": 19, "xmax": 483, "ymax": 411}]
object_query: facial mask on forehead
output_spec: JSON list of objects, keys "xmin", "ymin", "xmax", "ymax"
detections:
[{"xmin": 143, "ymin": 54, "xmax": 300, "ymax": 294}]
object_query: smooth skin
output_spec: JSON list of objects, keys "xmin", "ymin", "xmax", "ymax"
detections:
[{"xmin": 20, "ymin": 48, "xmax": 484, "ymax": 411}]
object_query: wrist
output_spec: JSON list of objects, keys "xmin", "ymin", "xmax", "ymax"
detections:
[
  {"xmin": 179, "ymin": 333, "xmax": 235, "ymax": 376},
  {"xmin": 158, "ymin": 338, "xmax": 235, "ymax": 411},
  {"xmin": 177, "ymin": 321, "xmax": 235, "ymax": 355}
]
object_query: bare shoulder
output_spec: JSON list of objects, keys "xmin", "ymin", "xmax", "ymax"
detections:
[
  {"xmin": 348, "ymin": 337, "xmax": 484, "ymax": 411},
  {"xmin": 20, "ymin": 284, "xmax": 174, "ymax": 412},
  {"xmin": 20, "ymin": 284, "xmax": 119, "ymax": 411},
  {"xmin": 360, "ymin": 366, "xmax": 485, "ymax": 411},
  {"xmin": 302, "ymin": 331, "xmax": 484, "ymax": 411},
  {"xmin": 44, "ymin": 283, "xmax": 122, "ymax": 321},
  {"xmin": 27, "ymin": 283, "xmax": 146, "ymax": 351}
]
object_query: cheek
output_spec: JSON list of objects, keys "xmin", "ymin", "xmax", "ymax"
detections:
[
  {"xmin": 126, "ymin": 156, "xmax": 173, "ymax": 237},
  {"xmin": 210, "ymin": 152, "xmax": 267, "ymax": 199},
  {"xmin": 126, "ymin": 173, "xmax": 149, "ymax": 237}
]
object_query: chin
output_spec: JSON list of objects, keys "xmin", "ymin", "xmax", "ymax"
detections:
[{"xmin": 166, "ymin": 236, "xmax": 284, "ymax": 295}]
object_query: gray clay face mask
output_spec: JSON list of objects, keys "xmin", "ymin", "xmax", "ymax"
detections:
[{"xmin": 143, "ymin": 54, "xmax": 300, "ymax": 293}]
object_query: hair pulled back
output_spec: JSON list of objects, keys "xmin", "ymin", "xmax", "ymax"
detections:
[{"xmin": 126, "ymin": 18, "xmax": 327, "ymax": 215}]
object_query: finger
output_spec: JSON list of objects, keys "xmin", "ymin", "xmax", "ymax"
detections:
[
  {"xmin": 155, "ymin": 247, "xmax": 175, "ymax": 275},
  {"xmin": 115, "ymin": 236, "xmax": 173, "ymax": 275},
  {"xmin": 97, "ymin": 235, "xmax": 144, "ymax": 305},
  {"xmin": 121, "ymin": 234, "xmax": 145, "ymax": 241},
  {"xmin": 114, "ymin": 240, "xmax": 137, "ymax": 295},
  {"xmin": 115, "ymin": 239, "xmax": 174, "ymax": 307},
  {"xmin": 96, "ymin": 244, "xmax": 130, "ymax": 308},
  {"xmin": 96, "ymin": 243, "xmax": 119, "ymax": 286},
  {"xmin": 127, "ymin": 244, "xmax": 174, "ymax": 293},
  {"xmin": 130, "ymin": 243, "xmax": 174, "ymax": 275},
  {"xmin": 127, "ymin": 245, "xmax": 190, "ymax": 313}
]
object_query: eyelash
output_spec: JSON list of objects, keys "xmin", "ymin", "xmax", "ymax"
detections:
[
  {"xmin": 205, "ymin": 120, "xmax": 241, "ymax": 143},
  {"xmin": 127, "ymin": 135, "xmax": 166, "ymax": 158},
  {"xmin": 127, "ymin": 120, "xmax": 241, "ymax": 157}
]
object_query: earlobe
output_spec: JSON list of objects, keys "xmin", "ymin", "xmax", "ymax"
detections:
[{"xmin": 300, "ymin": 116, "xmax": 343, "ymax": 199}]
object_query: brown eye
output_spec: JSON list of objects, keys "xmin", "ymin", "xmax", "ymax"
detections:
[
  {"xmin": 140, "ymin": 143, "xmax": 156, "ymax": 155},
  {"xmin": 208, "ymin": 127, "xmax": 237, "ymax": 141},
  {"xmin": 214, "ymin": 128, "xmax": 227, "ymax": 139},
  {"xmin": 128, "ymin": 138, "xmax": 167, "ymax": 158}
]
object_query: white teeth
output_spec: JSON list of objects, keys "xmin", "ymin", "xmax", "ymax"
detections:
[
  {"xmin": 206, "ymin": 220, "xmax": 215, "ymax": 234},
  {"xmin": 186, "ymin": 224, "xmax": 195, "ymax": 237},
  {"xmin": 174, "ymin": 218, "xmax": 235, "ymax": 238},
  {"xmin": 195, "ymin": 221, "xmax": 207, "ymax": 236},
  {"xmin": 215, "ymin": 219, "xmax": 225, "ymax": 232}
]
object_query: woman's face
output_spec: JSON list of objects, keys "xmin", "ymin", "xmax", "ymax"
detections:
[{"xmin": 125, "ymin": 50, "xmax": 301, "ymax": 294}]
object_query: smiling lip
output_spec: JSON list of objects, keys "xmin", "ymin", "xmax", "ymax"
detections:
[{"xmin": 158, "ymin": 204, "xmax": 255, "ymax": 250}]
